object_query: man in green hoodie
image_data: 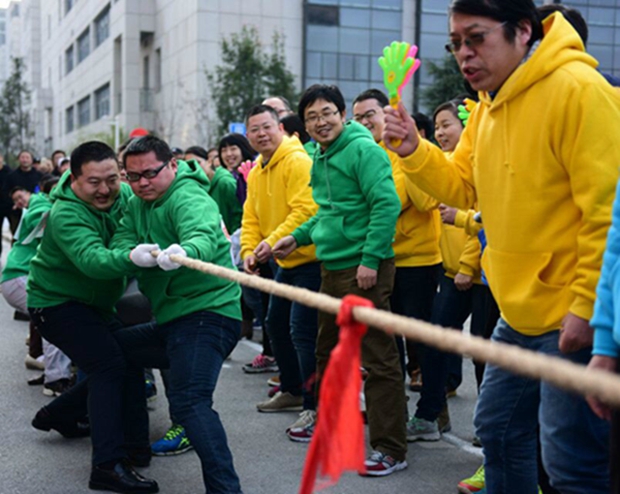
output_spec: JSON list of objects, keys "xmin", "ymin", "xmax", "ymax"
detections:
[
  {"xmin": 273, "ymin": 84, "xmax": 407, "ymax": 477},
  {"xmin": 27, "ymin": 141, "xmax": 158, "ymax": 494},
  {"xmin": 107, "ymin": 135, "xmax": 244, "ymax": 494}
]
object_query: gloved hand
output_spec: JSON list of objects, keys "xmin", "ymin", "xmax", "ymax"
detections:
[
  {"xmin": 157, "ymin": 244, "xmax": 187, "ymax": 271},
  {"xmin": 129, "ymin": 243, "xmax": 160, "ymax": 268}
]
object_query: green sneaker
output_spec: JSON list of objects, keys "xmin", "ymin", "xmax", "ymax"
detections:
[
  {"xmin": 458, "ymin": 465, "xmax": 485, "ymax": 493},
  {"xmin": 151, "ymin": 424, "xmax": 193, "ymax": 456},
  {"xmin": 406, "ymin": 416, "xmax": 440, "ymax": 442}
]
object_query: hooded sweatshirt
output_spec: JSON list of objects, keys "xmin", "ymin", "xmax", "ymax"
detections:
[
  {"xmin": 2, "ymin": 193, "xmax": 52, "ymax": 282},
  {"xmin": 207, "ymin": 165, "xmax": 242, "ymax": 234},
  {"xmin": 400, "ymin": 13, "xmax": 620, "ymax": 335},
  {"xmin": 109, "ymin": 160, "xmax": 241, "ymax": 325},
  {"xmin": 27, "ymin": 173, "xmax": 132, "ymax": 315},
  {"xmin": 241, "ymin": 135, "xmax": 317, "ymax": 269},
  {"xmin": 292, "ymin": 121, "xmax": 400, "ymax": 271}
]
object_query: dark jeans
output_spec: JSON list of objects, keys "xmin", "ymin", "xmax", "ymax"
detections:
[
  {"xmin": 242, "ymin": 261, "xmax": 274, "ymax": 357},
  {"xmin": 266, "ymin": 262, "xmax": 321, "ymax": 410},
  {"xmin": 316, "ymin": 259, "xmax": 407, "ymax": 461},
  {"xmin": 29, "ymin": 302, "xmax": 147, "ymax": 466},
  {"xmin": 390, "ymin": 264, "xmax": 441, "ymax": 378},
  {"xmin": 416, "ymin": 275, "xmax": 496, "ymax": 422},
  {"xmin": 115, "ymin": 311, "xmax": 243, "ymax": 494}
]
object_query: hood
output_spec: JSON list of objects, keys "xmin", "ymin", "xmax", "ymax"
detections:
[
  {"xmin": 209, "ymin": 165, "xmax": 232, "ymax": 190},
  {"xmin": 254, "ymin": 135, "xmax": 306, "ymax": 169},
  {"xmin": 321, "ymin": 120, "xmax": 375, "ymax": 157},
  {"xmin": 480, "ymin": 12, "xmax": 597, "ymax": 108},
  {"xmin": 150, "ymin": 159, "xmax": 210, "ymax": 207}
]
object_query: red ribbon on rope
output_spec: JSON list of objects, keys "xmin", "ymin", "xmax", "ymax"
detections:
[{"xmin": 299, "ymin": 294, "xmax": 374, "ymax": 494}]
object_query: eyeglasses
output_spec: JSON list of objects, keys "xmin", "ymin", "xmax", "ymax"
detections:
[
  {"xmin": 353, "ymin": 109, "xmax": 379, "ymax": 123},
  {"xmin": 304, "ymin": 109, "xmax": 340, "ymax": 126},
  {"xmin": 445, "ymin": 22, "xmax": 507, "ymax": 54},
  {"xmin": 125, "ymin": 160, "xmax": 170, "ymax": 182}
]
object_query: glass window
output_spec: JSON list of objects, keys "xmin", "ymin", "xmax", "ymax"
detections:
[
  {"xmin": 308, "ymin": 0, "xmax": 338, "ymax": 5},
  {"xmin": 341, "ymin": 0, "xmax": 371, "ymax": 7},
  {"xmin": 372, "ymin": 0, "xmax": 402, "ymax": 9},
  {"xmin": 339, "ymin": 54, "xmax": 354, "ymax": 79},
  {"xmin": 421, "ymin": 12, "xmax": 448, "ymax": 34},
  {"xmin": 65, "ymin": 45, "xmax": 74, "ymax": 74},
  {"xmin": 65, "ymin": 106, "xmax": 74, "ymax": 133},
  {"xmin": 95, "ymin": 83, "xmax": 110, "ymax": 119},
  {"xmin": 340, "ymin": 8, "xmax": 370, "ymax": 28},
  {"xmin": 370, "ymin": 29, "xmax": 400, "ymax": 54},
  {"xmin": 588, "ymin": 7, "xmax": 615, "ymax": 26},
  {"xmin": 307, "ymin": 5, "xmax": 339, "ymax": 26},
  {"xmin": 420, "ymin": 32, "xmax": 448, "ymax": 60},
  {"xmin": 590, "ymin": 44, "xmax": 613, "ymax": 70},
  {"xmin": 65, "ymin": 0, "xmax": 74, "ymax": 16},
  {"xmin": 307, "ymin": 25, "xmax": 339, "ymax": 52},
  {"xmin": 589, "ymin": 26, "xmax": 614, "ymax": 44},
  {"xmin": 371, "ymin": 10, "xmax": 401, "ymax": 29},
  {"xmin": 322, "ymin": 53, "xmax": 338, "ymax": 79},
  {"xmin": 339, "ymin": 27, "xmax": 371, "ymax": 54},
  {"xmin": 77, "ymin": 96, "xmax": 91, "ymax": 127},
  {"xmin": 306, "ymin": 51, "xmax": 322, "ymax": 78},
  {"xmin": 77, "ymin": 28, "xmax": 90, "ymax": 63},
  {"xmin": 354, "ymin": 54, "xmax": 370, "ymax": 80},
  {"xmin": 95, "ymin": 5, "xmax": 110, "ymax": 47}
]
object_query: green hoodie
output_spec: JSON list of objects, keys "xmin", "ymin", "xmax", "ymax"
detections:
[
  {"xmin": 208, "ymin": 165, "xmax": 242, "ymax": 234},
  {"xmin": 27, "ymin": 173, "xmax": 132, "ymax": 315},
  {"xmin": 292, "ymin": 121, "xmax": 400, "ymax": 270},
  {"xmin": 1, "ymin": 193, "xmax": 52, "ymax": 283},
  {"xmin": 109, "ymin": 160, "xmax": 241, "ymax": 325}
]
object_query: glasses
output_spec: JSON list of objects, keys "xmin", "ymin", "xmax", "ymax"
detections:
[
  {"xmin": 445, "ymin": 22, "xmax": 507, "ymax": 54},
  {"xmin": 353, "ymin": 109, "xmax": 379, "ymax": 123},
  {"xmin": 125, "ymin": 160, "xmax": 169, "ymax": 182},
  {"xmin": 304, "ymin": 109, "xmax": 340, "ymax": 126}
]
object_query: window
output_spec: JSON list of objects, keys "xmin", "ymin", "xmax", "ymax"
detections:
[
  {"xmin": 154, "ymin": 48, "xmax": 162, "ymax": 91},
  {"xmin": 143, "ymin": 56, "xmax": 150, "ymax": 89},
  {"xmin": 65, "ymin": 45, "xmax": 74, "ymax": 74},
  {"xmin": 66, "ymin": 106, "xmax": 74, "ymax": 133},
  {"xmin": 307, "ymin": 5, "xmax": 339, "ymax": 26},
  {"xmin": 77, "ymin": 96, "xmax": 90, "ymax": 127},
  {"xmin": 95, "ymin": 5, "xmax": 110, "ymax": 47},
  {"xmin": 65, "ymin": 0, "xmax": 75, "ymax": 16},
  {"xmin": 77, "ymin": 28, "xmax": 90, "ymax": 63},
  {"xmin": 95, "ymin": 84, "xmax": 110, "ymax": 119}
]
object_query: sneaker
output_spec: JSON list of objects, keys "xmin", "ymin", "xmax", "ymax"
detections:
[
  {"xmin": 43, "ymin": 378, "xmax": 73, "ymax": 397},
  {"xmin": 458, "ymin": 465, "xmax": 485, "ymax": 494},
  {"xmin": 361, "ymin": 450, "xmax": 407, "ymax": 477},
  {"xmin": 151, "ymin": 424, "xmax": 193, "ymax": 456},
  {"xmin": 286, "ymin": 410, "xmax": 316, "ymax": 443},
  {"xmin": 268, "ymin": 384, "xmax": 280, "ymax": 398},
  {"xmin": 145, "ymin": 380, "xmax": 157, "ymax": 402},
  {"xmin": 406, "ymin": 416, "xmax": 441, "ymax": 442},
  {"xmin": 257, "ymin": 391, "xmax": 303, "ymax": 413},
  {"xmin": 242, "ymin": 354, "xmax": 278, "ymax": 374},
  {"xmin": 267, "ymin": 375, "xmax": 280, "ymax": 387},
  {"xmin": 409, "ymin": 368, "xmax": 422, "ymax": 392},
  {"xmin": 25, "ymin": 354, "xmax": 45, "ymax": 371},
  {"xmin": 28, "ymin": 374, "xmax": 45, "ymax": 386}
]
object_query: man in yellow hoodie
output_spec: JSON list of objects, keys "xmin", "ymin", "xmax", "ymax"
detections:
[
  {"xmin": 241, "ymin": 104, "xmax": 321, "ymax": 440},
  {"xmin": 383, "ymin": 1, "xmax": 619, "ymax": 493},
  {"xmin": 352, "ymin": 88, "xmax": 442, "ymax": 392}
]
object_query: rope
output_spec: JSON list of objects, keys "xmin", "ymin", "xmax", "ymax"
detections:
[{"xmin": 171, "ymin": 254, "xmax": 620, "ymax": 408}]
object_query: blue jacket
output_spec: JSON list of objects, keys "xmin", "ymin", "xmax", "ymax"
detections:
[{"xmin": 591, "ymin": 178, "xmax": 620, "ymax": 358}]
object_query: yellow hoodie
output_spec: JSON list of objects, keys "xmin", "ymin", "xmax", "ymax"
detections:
[
  {"xmin": 440, "ymin": 223, "xmax": 482, "ymax": 283},
  {"xmin": 400, "ymin": 13, "xmax": 620, "ymax": 335},
  {"xmin": 241, "ymin": 135, "xmax": 318, "ymax": 269},
  {"xmin": 380, "ymin": 141, "xmax": 442, "ymax": 268}
]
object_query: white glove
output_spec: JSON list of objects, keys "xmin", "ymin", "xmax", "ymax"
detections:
[
  {"xmin": 129, "ymin": 243, "xmax": 160, "ymax": 268},
  {"xmin": 157, "ymin": 244, "xmax": 187, "ymax": 271}
]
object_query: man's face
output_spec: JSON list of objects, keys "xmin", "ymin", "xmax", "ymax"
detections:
[
  {"xmin": 449, "ymin": 13, "xmax": 531, "ymax": 92},
  {"xmin": 247, "ymin": 111, "xmax": 284, "ymax": 161},
  {"xmin": 304, "ymin": 99, "xmax": 346, "ymax": 149},
  {"xmin": 263, "ymin": 97, "xmax": 292, "ymax": 118},
  {"xmin": 18, "ymin": 152, "xmax": 33, "ymax": 171},
  {"xmin": 353, "ymin": 98, "xmax": 385, "ymax": 143},
  {"xmin": 125, "ymin": 151, "xmax": 177, "ymax": 202},
  {"xmin": 11, "ymin": 190, "xmax": 31, "ymax": 209},
  {"xmin": 52, "ymin": 152, "xmax": 65, "ymax": 166},
  {"xmin": 71, "ymin": 159, "xmax": 121, "ymax": 211}
]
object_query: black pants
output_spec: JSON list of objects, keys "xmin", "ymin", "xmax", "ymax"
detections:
[{"xmin": 29, "ymin": 302, "xmax": 148, "ymax": 467}]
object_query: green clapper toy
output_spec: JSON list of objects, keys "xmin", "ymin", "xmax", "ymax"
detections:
[
  {"xmin": 378, "ymin": 41, "xmax": 421, "ymax": 147},
  {"xmin": 458, "ymin": 98, "xmax": 477, "ymax": 127}
]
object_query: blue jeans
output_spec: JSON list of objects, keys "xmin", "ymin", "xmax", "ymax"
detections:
[
  {"xmin": 266, "ymin": 262, "xmax": 321, "ymax": 410},
  {"xmin": 115, "ymin": 311, "xmax": 243, "ymax": 494},
  {"xmin": 540, "ymin": 347, "xmax": 610, "ymax": 494},
  {"xmin": 474, "ymin": 319, "xmax": 560, "ymax": 494}
]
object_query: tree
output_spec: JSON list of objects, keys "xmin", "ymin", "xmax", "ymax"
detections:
[
  {"xmin": 0, "ymin": 57, "xmax": 34, "ymax": 164},
  {"xmin": 206, "ymin": 26, "xmax": 298, "ymax": 137},
  {"xmin": 420, "ymin": 55, "xmax": 468, "ymax": 113}
]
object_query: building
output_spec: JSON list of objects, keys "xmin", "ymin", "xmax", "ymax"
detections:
[{"xmin": 8, "ymin": 0, "xmax": 620, "ymax": 154}]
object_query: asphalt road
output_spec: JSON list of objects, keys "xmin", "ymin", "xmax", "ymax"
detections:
[{"xmin": 0, "ymin": 241, "xmax": 482, "ymax": 494}]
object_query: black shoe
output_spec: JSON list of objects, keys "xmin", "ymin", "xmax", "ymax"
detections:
[
  {"xmin": 32, "ymin": 407, "xmax": 90, "ymax": 438},
  {"xmin": 127, "ymin": 447, "xmax": 152, "ymax": 468},
  {"xmin": 27, "ymin": 374, "xmax": 45, "ymax": 386},
  {"xmin": 14, "ymin": 310, "xmax": 30, "ymax": 321},
  {"xmin": 89, "ymin": 460, "xmax": 159, "ymax": 493}
]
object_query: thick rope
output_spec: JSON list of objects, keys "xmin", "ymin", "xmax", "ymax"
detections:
[{"xmin": 172, "ymin": 254, "xmax": 620, "ymax": 408}]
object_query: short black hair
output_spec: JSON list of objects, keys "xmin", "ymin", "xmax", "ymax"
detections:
[
  {"xmin": 538, "ymin": 4, "xmax": 587, "ymax": 45},
  {"xmin": 184, "ymin": 145, "xmax": 209, "ymax": 161},
  {"xmin": 123, "ymin": 135, "xmax": 173, "ymax": 168},
  {"xmin": 352, "ymin": 88, "xmax": 389, "ymax": 109},
  {"xmin": 10, "ymin": 186, "xmax": 28, "ymax": 198},
  {"xmin": 217, "ymin": 133, "xmax": 256, "ymax": 166},
  {"xmin": 246, "ymin": 104, "xmax": 280, "ymax": 125},
  {"xmin": 450, "ymin": 0, "xmax": 543, "ymax": 47},
  {"xmin": 298, "ymin": 84, "xmax": 346, "ymax": 122},
  {"xmin": 412, "ymin": 112, "xmax": 434, "ymax": 139},
  {"xmin": 40, "ymin": 175, "xmax": 60, "ymax": 194},
  {"xmin": 70, "ymin": 141, "xmax": 118, "ymax": 177},
  {"xmin": 280, "ymin": 114, "xmax": 312, "ymax": 144},
  {"xmin": 51, "ymin": 149, "xmax": 66, "ymax": 160}
]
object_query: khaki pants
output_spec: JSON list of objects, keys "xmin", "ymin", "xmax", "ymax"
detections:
[{"xmin": 316, "ymin": 259, "xmax": 407, "ymax": 461}]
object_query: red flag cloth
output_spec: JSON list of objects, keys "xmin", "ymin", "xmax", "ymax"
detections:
[{"xmin": 299, "ymin": 295, "xmax": 374, "ymax": 494}]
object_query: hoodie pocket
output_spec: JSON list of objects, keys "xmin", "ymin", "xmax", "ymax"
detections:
[{"xmin": 483, "ymin": 247, "xmax": 570, "ymax": 331}]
